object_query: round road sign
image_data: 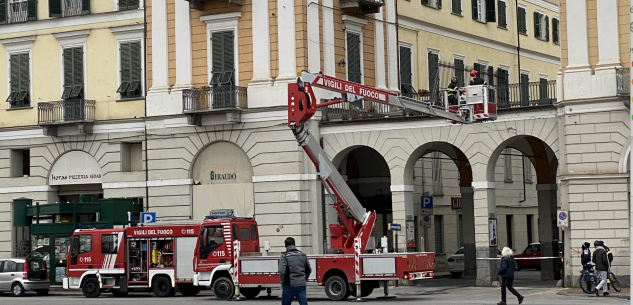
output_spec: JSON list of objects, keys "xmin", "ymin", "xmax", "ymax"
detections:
[
  {"xmin": 559, "ymin": 212, "xmax": 567, "ymax": 220},
  {"xmin": 423, "ymin": 215, "xmax": 431, "ymax": 223}
]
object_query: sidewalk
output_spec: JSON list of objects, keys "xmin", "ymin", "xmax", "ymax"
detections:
[{"xmin": 558, "ymin": 287, "xmax": 630, "ymax": 300}]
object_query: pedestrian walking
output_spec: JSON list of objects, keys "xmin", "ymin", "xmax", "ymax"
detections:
[
  {"xmin": 279, "ymin": 237, "xmax": 312, "ymax": 305},
  {"xmin": 592, "ymin": 240, "xmax": 610, "ymax": 297},
  {"xmin": 497, "ymin": 247, "xmax": 524, "ymax": 305}
]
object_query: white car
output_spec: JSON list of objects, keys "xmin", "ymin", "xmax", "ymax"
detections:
[{"xmin": 447, "ymin": 247, "xmax": 501, "ymax": 278}]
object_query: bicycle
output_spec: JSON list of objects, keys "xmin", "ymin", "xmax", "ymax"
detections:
[
  {"xmin": 607, "ymin": 271, "xmax": 622, "ymax": 293},
  {"xmin": 579, "ymin": 264, "xmax": 596, "ymax": 294}
]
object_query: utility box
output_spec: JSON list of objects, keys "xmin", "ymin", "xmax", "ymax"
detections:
[{"xmin": 13, "ymin": 198, "xmax": 32, "ymax": 227}]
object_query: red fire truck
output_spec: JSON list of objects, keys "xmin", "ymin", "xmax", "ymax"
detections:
[{"xmin": 63, "ymin": 224, "xmax": 206, "ymax": 298}]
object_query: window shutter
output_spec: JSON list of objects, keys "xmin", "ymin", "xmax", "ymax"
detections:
[
  {"xmin": 497, "ymin": 0, "xmax": 506, "ymax": 28},
  {"xmin": 82, "ymin": 0, "xmax": 90, "ymax": 14},
  {"xmin": 454, "ymin": 58, "xmax": 465, "ymax": 87},
  {"xmin": 347, "ymin": 32, "xmax": 361, "ymax": 84},
  {"xmin": 62, "ymin": 48, "xmax": 73, "ymax": 98},
  {"xmin": 27, "ymin": 0, "xmax": 37, "ymax": 20},
  {"xmin": 421, "ymin": 0, "xmax": 429, "ymax": 5},
  {"xmin": 130, "ymin": 42, "xmax": 142, "ymax": 82},
  {"xmin": 437, "ymin": 0, "xmax": 442, "ymax": 9},
  {"xmin": 553, "ymin": 18, "xmax": 559, "ymax": 44},
  {"xmin": 48, "ymin": 0, "xmax": 61, "ymax": 17},
  {"xmin": 222, "ymin": 31, "xmax": 235, "ymax": 84},
  {"xmin": 544, "ymin": 15, "xmax": 549, "ymax": 41},
  {"xmin": 487, "ymin": 66, "xmax": 494, "ymax": 86},
  {"xmin": 428, "ymin": 52, "xmax": 439, "ymax": 92},
  {"xmin": 128, "ymin": 0, "xmax": 139, "ymax": 9},
  {"xmin": 19, "ymin": 53, "xmax": 29, "ymax": 92},
  {"xmin": 73, "ymin": 48, "xmax": 83, "ymax": 88},
  {"xmin": 399, "ymin": 46, "xmax": 412, "ymax": 88},
  {"xmin": 452, "ymin": 0, "xmax": 461, "ymax": 14},
  {"xmin": 0, "ymin": 0, "xmax": 6, "ymax": 25},
  {"xmin": 471, "ymin": 0, "xmax": 477, "ymax": 19},
  {"xmin": 473, "ymin": 63, "xmax": 480, "ymax": 78},
  {"xmin": 10, "ymin": 55, "xmax": 19, "ymax": 93},
  {"xmin": 120, "ymin": 43, "xmax": 131, "ymax": 84},
  {"xmin": 118, "ymin": 0, "xmax": 126, "ymax": 10},
  {"xmin": 534, "ymin": 12, "xmax": 540, "ymax": 38},
  {"xmin": 517, "ymin": 7, "xmax": 526, "ymax": 34},
  {"xmin": 485, "ymin": 0, "xmax": 495, "ymax": 22},
  {"xmin": 211, "ymin": 32, "xmax": 224, "ymax": 74}
]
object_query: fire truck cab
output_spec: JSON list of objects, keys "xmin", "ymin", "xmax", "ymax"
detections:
[{"xmin": 64, "ymin": 223, "xmax": 207, "ymax": 298}]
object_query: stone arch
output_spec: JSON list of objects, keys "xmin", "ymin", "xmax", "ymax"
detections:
[
  {"xmin": 190, "ymin": 140, "xmax": 254, "ymax": 218},
  {"xmin": 404, "ymin": 141, "xmax": 473, "ymax": 187},
  {"xmin": 486, "ymin": 135, "xmax": 558, "ymax": 184},
  {"xmin": 618, "ymin": 138, "xmax": 630, "ymax": 173}
]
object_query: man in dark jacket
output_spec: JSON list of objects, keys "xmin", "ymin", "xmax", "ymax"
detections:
[
  {"xmin": 581, "ymin": 242, "xmax": 591, "ymax": 266},
  {"xmin": 447, "ymin": 76, "xmax": 459, "ymax": 105},
  {"xmin": 497, "ymin": 247, "xmax": 524, "ymax": 305},
  {"xmin": 279, "ymin": 237, "xmax": 312, "ymax": 305},
  {"xmin": 469, "ymin": 70, "xmax": 486, "ymax": 85},
  {"xmin": 592, "ymin": 240, "xmax": 610, "ymax": 296}
]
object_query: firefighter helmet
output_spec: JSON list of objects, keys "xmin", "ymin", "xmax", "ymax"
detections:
[{"xmin": 470, "ymin": 70, "xmax": 478, "ymax": 78}]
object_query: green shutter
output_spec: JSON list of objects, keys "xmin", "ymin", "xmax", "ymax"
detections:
[
  {"xmin": 118, "ymin": 0, "xmax": 139, "ymax": 10},
  {"xmin": 48, "ymin": 0, "xmax": 61, "ymax": 17},
  {"xmin": 347, "ymin": 32, "xmax": 361, "ymax": 84},
  {"xmin": 63, "ymin": 48, "xmax": 83, "ymax": 99},
  {"xmin": 428, "ymin": 52, "xmax": 439, "ymax": 92},
  {"xmin": 211, "ymin": 32, "xmax": 224, "ymax": 74},
  {"xmin": 421, "ymin": 0, "xmax": 429, "ymax": 5},
  {"xmin": 452, "ymin": 0, "xmax": 461, "ymax": 14},
  {"xmin": 222, "ymin": 31, "xmax": 234, "ymax": 84},
  {"xmin": 485, "ymin": 0, "xmax": 495, "ymax": 22},
  {"xmin": 119, "ymin": 42, "xmax": 131, "ymax": 94},
  {"xmin": 82, "ymin": 0, "xmax": 90, "ymax": 14},
  {"xmin": 534, "ymin": 12, "xmax": 540, "ymax": 38},
  {"xmin": 63, "ymin": 48, "xmax": 73, "ymax": 99},
  {"xmin": 73, "ymin": 48, "xmax": 83, "ymax": 96},
  {"xmin": 487, "ymin": 66, "xmax": 494, "ymax": 86},
  {"xmin": 544, "ymin": 15, "xmax": 549, "ymax": 41},
  {"xmin": 130, "ymin": 42, "xmax": 142, "ymax": 96},
  {"xmin": 10, "ymin": 55, "xmax": 19, "ymax": 94},
  {"xmin": 473, "ymin": 63, "xmax": 481, "ymax": 77},
  {"xmin": 497, "ymin": 0, "xmax": 506, "ymax": 28},
  {"xmin": 0, "ymin": 0, "xmax": 7, "ymax": 24},
  {"xmin": 553, "ymin": 18, "xmax": 559, "ymax": 44},
  {"xmin": 27, "ymin": 0, "xmax": 37, "ymax": 20},
  {"xmin": 471, "ymin": 0, "xmax": 477, "ymax": 19},
  {"xmin": 399, "ymin": 46, "xmax": 412, "ymax": 90},
  {"xmin": 454, "ymin": 58, "xmax": 464, "ymax": 87},
  {"xmin": 517, "ymin": 7, "xmax": 526, "ymax": 34}
]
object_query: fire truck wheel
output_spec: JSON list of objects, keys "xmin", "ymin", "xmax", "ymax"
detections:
[
  {"xmin": 360, "ymin": 284, "xmax": 374, "ymax": 298},
  {"xmin": 324, "ymin": 275, "xmax": 349, "ymax": 301},
  {"xmin": 111, "ymin": 290, "xmax": 128, "ymax": 297},
  {"xmin": 82, "ymin": 277, "xmax": 101, "ymax": 298},
  {"xmin": 11, "ymin": 283, "xmax": 25, "ymax": 297},
  {"xmin": 153, "ymin": 276, "xmax": 174, "ymax": 297},
  {"xmin": 240, "ymin": 288, "xmax": 261, "ymax": 299},
  {"xmin": 212, "ymin": 276, "xmax": 235, "ymax": 300},
  {"xmin": 179, "ymin": 284, "xmax": 202, "ymax": 296}
]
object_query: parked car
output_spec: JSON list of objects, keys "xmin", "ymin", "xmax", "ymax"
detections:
[
  {"xmin": 514, "ymin": 242, "xmax": 563, "ymax": 271},
  {"xmin": 0, "ymin": 246, "xmax": 52, "ymax": 296},
  {"xmin": 447, "ymin": 247, "xmax": 502, "ymax": 278}
]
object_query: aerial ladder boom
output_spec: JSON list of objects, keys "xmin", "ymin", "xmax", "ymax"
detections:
[{"xmin": 288, "ymin": 72, "xmax": 496, "ymax": 254}]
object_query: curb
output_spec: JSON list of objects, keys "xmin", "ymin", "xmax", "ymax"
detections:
[{"xmin": 556, "ymin": 288, "xmax": 630, "ymax": 300}]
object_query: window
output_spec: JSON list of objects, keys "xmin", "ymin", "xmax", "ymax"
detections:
[
  {"xmin": 422, "ymin": 0, "xmax": 442, "ymax": 9},
  {"xmin": 232, "ymin": 224, "xmax": 238, "ymax": 241},
  {"xmin": 458, "ymin": 214, "xmax": 463, "ymax": 248},
  {"xmin": 517, "ymin": 6, "xmax": 527, "ymax": 34},
  {"xmin": 451, "ymin": 0, "xmax": 461, "ymax": 15},
  {"xmin": 427, "ymin": 50, "xmax": 439, "ymax": 95},
  {"xmin": 524, "ymin": 243, "xmax": 539, "ymax": 254},
  {"xmin": 519, "ymin": 71, "xmax": 529, "ymax": 106},
  {"xmin": 526, "ymin": 214, "xmax": 533, "ymax": 244},
  {"xmin": 552, "ymin": 18, "xmax": 559, "ymax": 45},
  {"xmin": 346, "ymin": 32, "xmax": 362, "ymax": 84},
  {"xmin": 454, "ymin": 57, "xmax": 465, "ymax": 87},
  {"xmin": 539, "ymin": 75, "xmax": 549, "ymax": 104},
  {"xmin": 10, "ymin": 149, "xmax": 29, "ymax": 177},
  {"xmin": 238, "ymin": 228, "xmax": 250, "ymax": 241},
  {"xmin": 199, "ymin": 226, "xmax": 224, "ymax": 259},
  {"xmin": 1, "ymin": 260, "xmax": 17, "ymax": 272},
  {"xmin": 7, "ymin": 52, "xmax": 29, "ymax": 108},
  {"xmin": 472, "ymin": 0, "xmax": 495, "ymax": 22},
  {"xmin": 434, "ymin": 215, "xmax": 443, "ymax": 253},
  {"xmin": 118, "ymin": 0, "xmax": 139, "ymax": 10},
  {"xmin": 121, "ymin": 142, "xmax": 142, "ymax": 172},
  {"xmin": 523, "ymin": 156, "xmax": 532, "ymax": 183},
  {"xmin": 0, "ymin": 0, "xmax": 36, "ymax": 24},
  {"xmin": 473, "ymin": 61, "xmax": 488, "ymax": 83},
  {"xmin": 117, "ymin": 42, "xmax": 142, "ymax": 99},
  {"xmin": 49, "ymin": 0, "xmax": 90, "ymax": 18},
  {"xmin": 454, "ymin": 248, "xmax": 464, "ymax": 255},
  {"xmin": 211, "ymin": 31, "xmax": 235, "ymax": 85},
  {"xmin": 431, "ymin": 152, "xmax": 443, "ymax": 195},
  {"xmin": 250, "ymin": 224, "xmax": 258, "ymax": 241},
  {"xmin": 497, "ymin": 0, "xmax": 506, "ymax": 28},
  {"xmin": 486, "ymin": 65, "xmax": 494, "ymax": 86},
  {"xmin": 62, "ymin": 47, "xmax": 84, "ymax": 100},
  {"xmin": 77, "ymin": 234, "xmax": 92, "ymax": 254},
  {"xmin": 101, "ymin": 234, "xmax": 118, "ymax": 254},
  {"xmin": 503, "ymin": 148, "xmax": 512, "ymax": 182},
  {"xmin": 534, "ymin": 11, "xmax": 549, "ymax": 41},
  {"xmin": 399, "ymin": 45, "xmax": 414, "ymax": 94},
  {"xmin": 505, "ymin": 215, "xmax": 513, "ymax": 249}
]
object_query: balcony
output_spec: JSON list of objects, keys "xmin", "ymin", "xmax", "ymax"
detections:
[
  {"xmin": 63, "ymin": 0, "xmax": 83, "ymax": 17},
  {"xmin": 9, "ymin": 0, "xmax": 28, "ymax": 23},
  {"xmin": 182, "ymin": 85, "xmax": 247, "ymax": 125},
  {"xmin": 185, "ymin": 0, "xmax": 243, "ymax": 10},
  {"xmin": 340, "ymin": 0, "xmax": 384, "ymax": 14},
  {"xmin": 616, "ymin": 67, "xmax": 629, "ymax": 100},
  {"xmin": 321, "ymin": 81, "xmax": 557, "ymax": 122},
  {"xmin": 37, "ymin": 99, "xmax": 95, "ymax": 135}
]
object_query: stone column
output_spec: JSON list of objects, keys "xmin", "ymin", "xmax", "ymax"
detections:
[
  {"xmin": 595, "ymin": 0, "xmax": 620, "ymax": 69},
  {"xmin": 461, "ymin": 186, "xmax": 477, "ymax": 278},
  {"xmin": 473, "ymin": 181, "xmax": 497, "ymax": 286},
  {"xmin": 322, "ymin": 0, "xmax": 335, "ymax": 76},
  {"xmin": 149, "ymin": 0, "xmax": 170, "ymax": 93},
  {"xmin": 537, "ymin": 184, "xmax": 559, "ymax": 281},
  {"xmin": 277, "ymin": 0, "xmax": 297, "ymax": 82},
  {"xmin": 173, "ymin": 0, "xmax": 193, "ymax": 91},
  {"xmin": 374, "ymin": 8, "xmax": 386, "ymax": 90},
  {"xmin": 565, "ymin": 0, "xmax": 589, "ymax": 70},
  {"xmin": 385, "ymin": 0, "xmax": 399, "ymax": 91},
  {"xmin": 250, "ymin": 0, "xmax": 272, "ymax": 84},
  {"xmin": 391, "ymin": 185, "xmax": 414, "ymax": 252},
  {"xmin": 307, "ymin": 0, "xmax": 320, "ymax": 73}
]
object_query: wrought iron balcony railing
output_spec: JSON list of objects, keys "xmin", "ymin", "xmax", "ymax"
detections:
[
  {"xmin": 38, "ymin": 99, "xmax": 95, "ymax": 124},
  {"xmin": 9, "ymin": 1, "xmax": 28, "ymax": 23},
  {"xmin": 182, "ymin": 85, "xmax": 247, "ymax": 113},
  {"xmin": 63, "ymin": 0, "xmax": 83, "ymax": 17},
  {"xmin": 496, "ymin": 80, "xmax": 557, "ymax": 108},
  {"xmin": 616, "ymin": 67, "xmax": 629, "ymax": 98}
]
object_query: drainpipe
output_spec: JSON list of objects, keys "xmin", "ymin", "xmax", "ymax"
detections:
[{"xmin": 519, "ymin": 155, "xmax": 527, "ymax": 203}]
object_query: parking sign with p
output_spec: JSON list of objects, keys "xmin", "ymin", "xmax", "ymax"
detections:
[
  {"xmin": 421, "ymin": 196, "xmax": 433, "ymax": 215},
  {"xmin": 141, "ymin": 212, "xmax": 156, "ymax": 224}
]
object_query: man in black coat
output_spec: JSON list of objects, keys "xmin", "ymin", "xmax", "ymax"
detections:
[
  {"xmin": 592, "ymin": 240, "xmax": 610, "ymax": 296},
  {"xmin": 497, "ymin": 247, "xmax": 524, "ymax": 305}
]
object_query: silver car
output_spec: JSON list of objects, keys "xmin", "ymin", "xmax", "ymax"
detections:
[{"xmin": 0, "ymin": 246, "xmax": 52, "ymax": 296}]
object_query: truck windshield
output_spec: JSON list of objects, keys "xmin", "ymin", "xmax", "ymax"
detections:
[{"xmin": 200, "ymin": 226, "xmax": 224, "ymax": 259}]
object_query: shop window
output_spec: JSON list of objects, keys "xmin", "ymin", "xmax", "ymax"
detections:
[
  {"xmin": 250, "ymin": 224, "xmax": 258, "ymax": 241},
  {"xmin": 199, "ymin": 226, "xmax": 224, "ymax": 259},
  {"xmin": 121, "ymin": 142, "xmax": 142, "ymax": 172},
  {"xmin": 10, "ymin": 149, "xmax": 29, "ymax": 177},
  {"xmin": 239, "ymin": 228, "xmax": 250, "ymax": 241},
  {"xmin": 101, "ymin": 234, "xmax": 118, "ymax": 254}
]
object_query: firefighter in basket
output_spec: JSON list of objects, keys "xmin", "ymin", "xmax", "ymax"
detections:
[
  {"xmin": 447, "ymin": 76, "xmax": 459, "ymax": 106},
  {"xmin": 469, "ymin": 70, "xmax": 486, "ymax": 85}
]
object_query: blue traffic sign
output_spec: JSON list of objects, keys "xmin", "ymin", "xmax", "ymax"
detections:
[
  {"xmin": 141, "ymin": 212, "xmax": 156, "ymax": 223},
  {"xmin": 388, "ymin": 223, "xmax": 401, "ymax": 231},
  {"xmin": 421, "ymin": 196, "xmax": 433, "ymax": 210},
  {"xmin": 559, "ymin": 212, "xmax": 567, "ymax": 220}
]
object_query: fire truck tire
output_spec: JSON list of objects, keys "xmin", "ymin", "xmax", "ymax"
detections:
[
  {"xmin": 82, "ymin": 277, "xmax": 101, "ymax": 298},
  {"xmin": 111, "ymin": 290, "xmax": 128, "ymax": 297},
  {"xmin": 11, "ymin": 283, "xmax": 25, "ymax": 297},
  {"xmin": 212, "ymin": 276, "xmax": 235, "ymax": 300},
  {"xmin": 153, "ymin": 276, "xmax": 174, "ymax": 297},
  {"xmin": 240, "ymin": 288, "xmax": 261, "ymax": 299},
  {"xmin": 324, "ymin": 275, "xmax": 349, "ymax": 301},
  {"xmin": 360, "ymin": 284, "xmax": 374, "ymax": 298},
  {"xmin": 179, "ymin": 284, "xmax": 202, "ymax": 296}
]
